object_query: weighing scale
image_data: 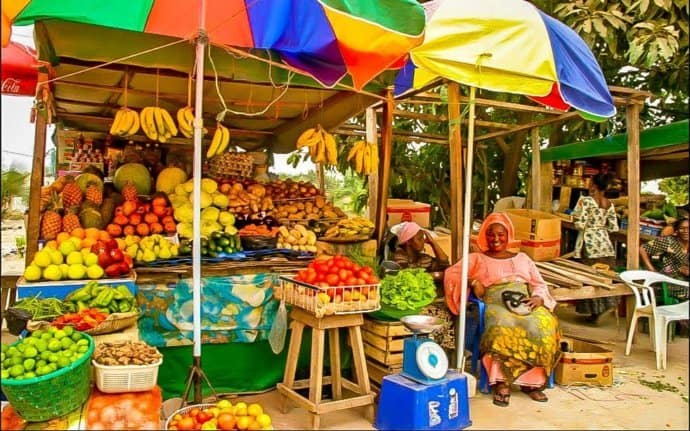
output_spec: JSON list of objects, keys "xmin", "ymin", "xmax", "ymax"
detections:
[{"xmin": 375, "ymin": 315, "xmax": 471, "ymax": 430}]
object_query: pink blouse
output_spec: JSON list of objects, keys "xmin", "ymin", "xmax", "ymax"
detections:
[{"xmin": 444, "ymin": 252, "xmax": 556, "ymax": 313}]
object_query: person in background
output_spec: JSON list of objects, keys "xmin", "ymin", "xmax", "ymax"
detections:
[
  {"xmin": 571, "ymin": 173, "xmax": 619, "ymax": 322},
  {"xmin": 445, "ymin": 213, "xmax": 560, "ymax": 407},
  {"xmin": 640, "ymin": 217, "xmax": 689, "ymax": 300},
  {"xmin": 389, "ymin": 221, "xmax": 454, "ymax": 354}
]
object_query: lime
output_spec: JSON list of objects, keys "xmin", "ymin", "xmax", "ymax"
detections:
[
  {"xmin": 47, "ymin": 326, "xmax": 58, "ymax": 334},
  {"xmin": 10, "ymin": 356, "xmax": 23, "ymax": 367},
  {"xmin": 40, "ymin": 350, "xmax": 52, "ymax": 360},
  {"xmin": 33, "ymin": 249, "xmax": 52, "ymax": 268},
  {"xmin": 41, "ymin": 332, "xmax": 53, "ymax": 341},
  {"xmin": 62, "ymin": 326, "xmax": 74, "ymax": 337},
  {"xmin": 58, "ymin": 240, "xmax": 77, "ymax": 257},
  {"xmin": 60, "ymin": 337, "xmax": 74, "ymax": 350},
  {"xmin": 9, "ymin": 364, "xmax": 24, "ymax": 378},
  {"xmin": 0, "ymin": 352, "xmax": 4, "ymax": 362},
  {"xmin": 23, "ymin": 358, "xmax": 36, "ymax": 371},
  {"xmin": 42, "ymin": 264, "xmax": 63, "ymax": 281},
  {"xmin": 71, "ymin": 332, "xmax": 84, "ymax": 342},
  {"xmin": 7, "ymin": 346, "xmax": 20, "ymax": 357},
  {"xmin": 87, "ymin": 264, "xmax": 105, "ymax": 279},
  {"xmin": 77, "ymin": 345, "xmax": 89, "ymax": 353},
  {"xmin": 31, "ymin": 330, "xmax": 44, "ymax": 339},
  {"xmin": 48, "ymin": 340, "xmax": 62, "ymax": 352},
  {"xmin": 3, "ymin": 358, "xmax": 12, "ymax": 368},
  {"xmin": 48, "ymin": 354, "xmax": 59, "ymax": 363},
  {"xmin": 54, "ymin": 329, "xmax": 67, "ymax": 340},
  {"xmin": 84, "ymin": 252, "xmax": 99, "ymax": 267},
  {"xmin": 67, "ymin": 264, "xmax": 87, "ymax": 280},
  {"xmin": 66, "ymin": 251, "xmax": 83, "ymax": 265},
  {"xmin": 34, "ymin": 340, "xmax": 48, "ymax": 353},
  {"xmin": 47, "ymin": 363, "xmax": 57, "ymax": 372},
  {"xmin": 16, "ymin": 344, "xmax": 26, "ymax": 353},
  {"xmin": 1, "ymin": 370, "xmax": 9, "ymax": 379},
  {"xmin": 69, "ymin": 344, "xmax": 79, "ymax": 353},
  {"xmin": 57, "ymin": 357, "xmax": 71, "ymax": 368},
  {"xmin": 35, "ymin": 366, "xmax": 50, "ymax": 376},
  {"xmin": 23, "ymin": 264, "xmax": 43, "ymax": 281},
  {"xmin": 59, "ymin": 264, "xmax": 70, "ymax": 278},
  {"xmin": 23, "ymin": 346, "xmax": 38, "ymax": 358},
  {"xmin": 36, "ymin": 359, "xmax": 47, "ymax": 368},
  {"xmin": 76, "ymin": 339, "xmax": 89, "ymax": 347},
  {"xmin": 1, "ymin": 344, "xmax": 8, "ymax": 353},
  {"xmin": 23, "ymin": 337, "xmax": 36, "ymax": 346},
  {"xmin": 23, "ymin": 372, "xmax": 36, "ymax": 379}
]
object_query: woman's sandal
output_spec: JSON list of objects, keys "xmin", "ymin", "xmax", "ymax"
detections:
[
  {"xmin": 521, "ymin": 386, "xmax": 548, "ymax": 402},
  {"xmin": 492, "ymin": 384, "xmax": 511, "ymax": 407}
]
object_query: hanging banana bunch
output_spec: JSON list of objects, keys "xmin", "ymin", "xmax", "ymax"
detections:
[
  {"xmin": 295, "ymin": 124, "xmax": 338, "ymax": 166},
  {"xmin": 109, "ymin": 107, "xmax": 140, "ymax": 137},
  {"xmin": 140, "ymin": 106, "xmax": 178, "ymax": 143},
  {"xmin": 176, "ymin": 106, "xmax": 196, "ymax": 139},
  {"xmin": 347, "ymin": 140, "xmax": 379, "ymax": 175},
  {"xmin": 206, "ymin": 122, "xmax": 230, "ymax": 158}
]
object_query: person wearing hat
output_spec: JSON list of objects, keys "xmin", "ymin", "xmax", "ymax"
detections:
[
  {"xmin": 444, "ymin": 212, "xmax": 560, "ymax": 407},
  {"xmin": 390, "ymin": 221, "xmax": 450, "ymax": 281}
]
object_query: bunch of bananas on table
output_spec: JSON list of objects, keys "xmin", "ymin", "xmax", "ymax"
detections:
[
  {"xmin": 140, "ymin": 106, "xmax": 178, "ymax": 143},
  {"xmin": 347, "ymin": 140, "xmax": 379, "ymax": 175},
  {"xmin": 206, "ymin": 122, "xmax": 231, "ymax": 158},
  {"xmin": 296, "ymin": 124, "xmax": 338, "ymax": 166},
  {"xmin": 109, "ymin": 107, "xmax": 140, "ymax": 137},
  {"xmin": 323, "ymin": 217, "xmax": 375, "ymax": 239}
]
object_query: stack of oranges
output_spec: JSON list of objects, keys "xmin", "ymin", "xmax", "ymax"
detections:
[{"xmin": 168, "ymin": 400, "xmax": 272, "ymax": 430}]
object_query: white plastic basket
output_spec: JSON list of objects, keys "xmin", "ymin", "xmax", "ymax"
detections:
[
  {"xmin": 277, "ymin": 276, "xmax": 380, "ymax": 318},
  {"xmin": 92, "ymin": 358, "xmax": 163, "ymax": 393}
]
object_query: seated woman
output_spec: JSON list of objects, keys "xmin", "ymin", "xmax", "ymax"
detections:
[
  {"xmin": 389, "ymin": 221, "xmax": 454, "ymax": 352},
  {"xmin": 444, "ymin": 213, "xmax": 560, "ymax": 407},
  {"xmin": 639, "ymin": 216, "xmax": 689, "ymax": 300}
]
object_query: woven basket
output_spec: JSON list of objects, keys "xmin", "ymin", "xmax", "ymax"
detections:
[
  {"xmin": 1, "ymin": 334, "xmax": 94, "ymax": 422},
  {"xmin": 84, "ymin": 312, "xmax": 140, "ymax": 336},
  {"xmin": 164, "ymin": 403, "xmax": 216, "ymax": 428}
]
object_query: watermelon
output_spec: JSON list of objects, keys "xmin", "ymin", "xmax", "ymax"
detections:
[{"xmin": 113, "ymin": 163, "xmax": 152, "ymax": 195}]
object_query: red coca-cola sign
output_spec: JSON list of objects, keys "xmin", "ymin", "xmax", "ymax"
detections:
[
  {"xmin": 1, "ymin": 77, "xmax": 36, "ymax": 96},
  {"xmin": 1, "ymin": 41, "xmax": 39, "ymax": 96}
]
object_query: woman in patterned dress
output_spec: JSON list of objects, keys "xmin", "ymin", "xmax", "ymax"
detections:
[
  {"xmin": 445, "ymin": 213, "xmax": 560, "ymax": 407},
  {"xmin": 640, "ymin": 217, "xmax": 689, "ymax": 299},
  {"xmin": 571, "ymin": 173, "xmax": 620, "ymax": 322}
]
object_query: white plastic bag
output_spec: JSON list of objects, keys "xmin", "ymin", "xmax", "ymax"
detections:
[{"xmin": 269, "ymin": 296, "xmax": 287, "ymax": 354}]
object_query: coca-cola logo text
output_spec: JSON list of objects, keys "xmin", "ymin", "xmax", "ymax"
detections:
[{"xmin": 2, "ymin": 78, "xmax": 22, "ymax": 94}]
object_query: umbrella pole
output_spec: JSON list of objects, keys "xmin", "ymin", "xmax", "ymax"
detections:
[{"xmin": 455, "ymin": 86, "xmax": 476, "ymax": 372}]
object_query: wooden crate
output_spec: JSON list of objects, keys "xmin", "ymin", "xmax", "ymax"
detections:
[
  {"xmin": 360, "ymin": 317, "xmax": 412, "ymax": 367},
  {"xmin": 367, "ymin": 359, "xmax": 401, "ymax": 386}
]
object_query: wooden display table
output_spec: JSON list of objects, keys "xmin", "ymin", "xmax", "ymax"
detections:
[{"xmin": 276, "ymin": 308, "xmax": 375, "ymax": 429}]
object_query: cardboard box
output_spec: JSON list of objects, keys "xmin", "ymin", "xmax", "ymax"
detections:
[
  {"xmin": 520, "ymin": 238, "xmax": 561, "ymax": 261},
  {"xmin": 386, "ymin": 199, "xmax": 431, "ymax": 228},
  {"xmin": 555, "ymin": 338, "xmax": 614, "ymax": 386},
  {"xmin": 504, "ymin": 209, "xmax": 561, "ymax": 241}
]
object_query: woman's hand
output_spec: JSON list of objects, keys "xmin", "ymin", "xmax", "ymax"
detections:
[{"xmin": 523, "ymin": 296, "xmax": 544, "ymax": 310}]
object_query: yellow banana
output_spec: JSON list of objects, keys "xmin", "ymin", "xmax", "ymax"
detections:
[
  {"xmin": 160, "ymin": 108, "xmax": 178, "ymax": 137},
  {"xmin": 140, "ymin": 107, "xmax": 158, "ymax": 141},
  {"xmin": 177, "ymin": 107, "xmax": 193, "ymax": 138},
  {"xmin": 207, "ymin": 123, "xmax": 223, "ymax": 158},
  {"xmin": 217, "ymin": 124, "xmax": 230, "ymax": 154},
  {"xmin": 153, "ymin": 107, "xmax": 167, "ymax": 137},
  {"xmin": 125, "ymin": 109, "xmax": 140, "ymax": 136},
  {"xmin": 109, "ymin": 109, "xmax": 124, "ymax": 135},
  {"xmin": 313, "ymin": 128, "xmax": 327, "ymax": 164},
  {"xmin": 363, "ymin": 144, "xmax": 371, "ymax": 174},
  {"xmin": 354, "ymin": 142, "xmax": 364, "ymax": 173},
  {"xmin": 347, "ymin": 140, "xmax": 365, "ymax": 161},
  {"xmin": 369, "ymin": 142, "xmax": 379, "ymax": 175},
  {"xmin": 118, "ymin": 109, "xmax": 135, "ymax": 136},
  {"xmin": 323, "ymin": 130, "xmax": 338, "ymax": 166},
  {"xmin": 296, "ymin": 127, "xmax": 318, "ymax": 148}
]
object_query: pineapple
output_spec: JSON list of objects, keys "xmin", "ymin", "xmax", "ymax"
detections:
[
  {"xmin": 62, "ymin": 181, "xmax": 83, "ymax": 207},
  {"xmin": 85, "ymin": 182, "xmax": 103, "ymax": 205},
  {"xmin": 122, "ymin": 181, "xmax": 138, "ymax": 202},
  {"xmin": 40, "ymin": 193, "xmax": 63, "ymax": 240},
  {"xmin": 62, "ymin": 208, "xmax": 82, "ymax": 233}
]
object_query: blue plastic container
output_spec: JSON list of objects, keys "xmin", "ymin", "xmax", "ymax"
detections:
[
  {"xmin": 376, "ymin": 371, "xmax": 471, "ymax": 430},
  {"xmin": 16, "ymin": 272, "xmax": 137, "ymax": 300}
]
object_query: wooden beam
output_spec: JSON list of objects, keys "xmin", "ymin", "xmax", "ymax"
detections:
[
  {"xmin": 333, "ymin": 129, "xmax": 448, "ymax": 145},
  {"xmin": 26, "ymin": 107, "xmax": 48, "ymax": 265},
  {"xmin": 626, "ymin": 103, "xmax": 641, "ymax": 269},
  {"xmin": 530, "ymin": 128, "xmax": 541, "ymax": 210},
  {"xmin": 608, "ymin": 85, "xmax": 653, "ymax": 98},
  {"xmin": 376, "ymin": 91, "xmax": 394, "ymax": 246},
  {"xmin": 388, "ymin": 109, "xmax": 515, "ymax": 130},
  {"xmin": 475, "ymin": 112, "xmax": 579, "ymax": 142},
  {"xmin": 334, "ymin": 125, "xmax": 447, "ymax": 144},
  {"xmin": 403, "ymin": 94, "xmax": 564, "ymax": 116},
  {"xmin": 365, "ymin": 108, "xmax": 379, "ymax": 223},
  {"xmin": 448, "ymin": 82, "xmax": 463, "ymax": 263}
]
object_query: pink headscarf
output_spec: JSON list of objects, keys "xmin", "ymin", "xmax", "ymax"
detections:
[
  {"xmin": 394, "ymin": 221, "xmax": 422, "ymax": 245},
  {"xmin": 476, "ymin": 212, "xmax": 515, "ymax": 252}
]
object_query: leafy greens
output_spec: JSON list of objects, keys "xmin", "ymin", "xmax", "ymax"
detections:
[{"xmin": 380, "ymin": 268, "xmax": 437, "ymax": 311}]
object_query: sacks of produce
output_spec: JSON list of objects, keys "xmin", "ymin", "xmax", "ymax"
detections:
[{"xmin": 84, "ymin": 386, "xmax": 162, "ymax": 429}]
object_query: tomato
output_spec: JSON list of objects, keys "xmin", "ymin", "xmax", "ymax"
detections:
[
  {"xmin": 304, "ymin": 269, "xmax": 317, "ymax": 284},
  {"xmin": 345, "ymin": 276, "xmax": 359, "ymax": 286},
  {"xmin": 314, "ymin": 262, "xmax": 329, "ymax": 274},
  {"xmin": 196, "ymin": 411, "xmax": 212, "ymax": 424},
  {"xmin": 326, "ymin": 273, "xmax": 340, "ymax": 286},
  {"xmin": 360, "ymin": 266, "xmax": 373, "ymax": 275},
  {"xmin": 177, "ymin": 417, "xmax": 195, "ymax": 431},
  {"xmin": 366, "ymin": 275, "xmax": 380, "ymax": 284},
  {"xmin": 188, "ymin": 408, "xmax": 201, "ymax": 419},
  {"xmin": 352, "ymin": 263, "xmax": 361, "ymax": 272},
  {"xmin": 334, "ymin": 259, "xmax": 346, "ymax": 269},
  {"xmin": 343, "ymin": 260, "xmax": 354, "ymax": 270},
  {"xmin": 217, "ymin": 413, "xmax": 236, "ymax": 430},
  {"xmin": 315, "ymin": 273, "xmax": 326, "ymax": 283},
  {"xmin": 338, "ymin": 269, "xmax": 352, "ymax": 282}
]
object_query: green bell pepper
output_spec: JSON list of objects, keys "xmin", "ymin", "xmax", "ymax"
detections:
[
  {"xmin": 115, "ymin": 285, "xmax": 134, "ymax": 300},
  {"xmin": 118, "ymin": 301, "xmax": 132, "ymax": 313}
]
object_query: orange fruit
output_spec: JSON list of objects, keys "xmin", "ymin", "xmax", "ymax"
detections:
[
  {"xmin": 98, "ymin": 230, "xmax": 111, "ymax": 241},
  {"xmin": 236, "ymin": 416, "xmax": 251, "ymax": 431},
  {"xmin": 81, "ymin": 237, "xmax": 96, "ymax": 249},
  {"xmin": 71, "ymin": 227, "xmax": 85, "ymax": 239},
  {"xmin": 45, "ymin": 240, "xmax": 58, "ymax": 250},
  {"xmin": 248, "ymin": 420, "xmax": 262, "ymax": 430},
  {"xmin": 85, "ymin": 228, "xmax": 100, "ymax": 240},
  {"xmin": 247, "ymin": 404, "xmax": 263, "ymax": 417},
  {"xmin": 56, "ymin": 232, "xmax": 71, "ymax": 245}
]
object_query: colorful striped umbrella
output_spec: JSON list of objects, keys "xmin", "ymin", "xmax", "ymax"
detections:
[
  {"xmin": 2, "ymin": 0, "xmax": 425, "ymax": 90},
  {"xmin": 394, "ymin": 0, "xmax": 616, "ymax": 121}
]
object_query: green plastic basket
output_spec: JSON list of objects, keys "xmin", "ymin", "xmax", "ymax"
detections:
[{"xmin": 1, "ymin": 333, "xmax": 95, "ymax": 422}]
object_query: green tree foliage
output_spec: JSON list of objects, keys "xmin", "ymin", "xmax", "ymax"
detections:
[
  {"xmin": 658, "ymin": 175, "xmax": 689, "ymax": 206},
  {"xmin": 1, "ymin": 168, "xmax": 30, "ymax": 218}
]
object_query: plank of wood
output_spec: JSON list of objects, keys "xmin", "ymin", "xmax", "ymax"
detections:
[
  {"xmin": 538, "ymin": 261, "xmax": 612, "ymax": 284},
  {"xmin": 536, "ymin": 262, "xmax": 615, "ymax": 290},
  {"xmin": 538, "ymin": 268, "xmax": 583, "ymax": 289}
]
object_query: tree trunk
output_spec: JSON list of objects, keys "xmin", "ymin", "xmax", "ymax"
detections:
[{"xmin": 499, "ymin": 112, "xmax": 532, "ymax": 196}]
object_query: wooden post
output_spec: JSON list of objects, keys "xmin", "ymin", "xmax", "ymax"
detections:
[
  {"xmin": 448, "ymin": 82, "xmax": 463, "ymax": 263},
  {"xmin": 365, "ymin": 108, "xmax": 379, "ymax": 223},
  {"xmin": 317, "ymin": 163, "xmax": 325, "ymax": 196},
  {"xmin": 626, "ymin": 103, "xmax": 641, "ymax": 269},
  {"xmin": 530, "ymin": 128, "xmax": 541, "ymax": 210},
  {"xmin": 375, "ymin": 90, "xmax": 394, "ymax": 246},
  {"xmin": 539, "ymin": 162, "xmax": 554, "ymax": 212},
  {"xmin": 25, "ymin": 107, "xmax": 48, "ymax": 265}
]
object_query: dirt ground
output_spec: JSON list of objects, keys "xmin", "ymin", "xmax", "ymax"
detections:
[{"xmin": 1, "ymin": 219, "xmax": 26, "ymax": 276}]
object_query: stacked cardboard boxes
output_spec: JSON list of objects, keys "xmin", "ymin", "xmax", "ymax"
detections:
[{"xmin": 504, "ymin": 209, "xmax": 562, "ymax": 261}]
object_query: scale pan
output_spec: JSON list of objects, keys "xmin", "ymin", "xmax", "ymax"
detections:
[{"xmin": 400, "ymin": 315, "xmax": 444, "ymax": 334}]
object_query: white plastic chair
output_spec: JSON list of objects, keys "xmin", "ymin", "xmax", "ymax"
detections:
[{"xmin": 619, "ymin": 270, "xmax": 689, "ymax": 370}]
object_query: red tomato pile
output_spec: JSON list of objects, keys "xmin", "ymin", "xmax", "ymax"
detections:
[{"xmin": 293, "ymin": 255, "xmax": 379, "ymax": 288}]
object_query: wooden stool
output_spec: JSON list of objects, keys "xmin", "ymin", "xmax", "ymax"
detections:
[{"xmin": 276, "ymin": 308, "xmax": 375, "ymax": 429}]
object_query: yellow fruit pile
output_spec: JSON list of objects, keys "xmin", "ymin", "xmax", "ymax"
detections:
[
  {"xmin": 140, "ymin": 106, "xmax": 178, "ymax": 143},
  {"xmin": 207, "ymin": 122, "xmax": 231, "ymax": 158},
  {"xmin": 347, "ymin": 140, "xmax": 379, "ymax": 175},
  {"xmin": 109, "ymin": 107, "xmax": 140, "ymax": 137}
]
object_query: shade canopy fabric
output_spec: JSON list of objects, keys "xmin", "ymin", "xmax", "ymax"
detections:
[
  {"xmin": 394, "ymin": 0, "xmax": 616, "ymax": 121},
  {"xmin": 4, "ymin": 0, "xmax": 425, "ymax": 90},
  {"xmin": 1, "ymin": 40, "xmax": 37, "ymax": 96}
]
